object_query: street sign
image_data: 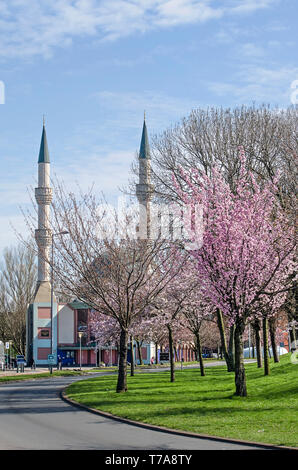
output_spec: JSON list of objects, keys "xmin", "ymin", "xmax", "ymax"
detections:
[
  {"xmin": 48, "ymin": 354, "xmax": 56, "ymax": 365},
  {"xmin": 78, "ymin": 325, "xmax": 87, "ymax": 332}
]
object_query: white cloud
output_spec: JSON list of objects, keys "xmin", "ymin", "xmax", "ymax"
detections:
[
  {"xmin": 208, "ymin": 65, "xmax": 298, "ymax": 105},
  {"xmin": 240, "ymin": 43, "xmax": 265, "ymax": 58},
  {"xmin": 155, "ymin": 0, "xmax": 224, "ymax": 26},
  {"xmin": 0, "ymin": 213, "xmax": 31, "ymax": 252},
  {"xmin": 55, "ymin": 149, "xmax": 134, "ymax": 196},
  {"xmin": 0, "ymin": 0, "xmax": 278, "ymax": 59},
  {"xmin": 0, "ymin": 181, "xmax": 33, "ymax": 206},
  {"xmin": 93, "ymin": 89, "xmax": 198, "ymax": 129},
  {"xmin": 53, "ymin": 89, "xmax": 196, "ymax": 194},
  {"xmin": 229, "ymin": 0, "xmax": 277, "ymax": 14}
]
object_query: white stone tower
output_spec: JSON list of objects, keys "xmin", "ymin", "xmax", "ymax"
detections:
[
  {"xmin": 35, "ymin": 120, "xmax": 53, "ymax": 285},
  {"xmin": 26, "ymin": 122, "xmax": 58, "ymax": 366},
  {"xmin": 136, "ymin": 116, "xmax": 154, "ymax": 239}
]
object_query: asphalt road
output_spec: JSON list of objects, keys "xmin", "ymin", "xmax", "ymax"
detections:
[{"xmin": 0, "ymin": 366, "xmax": 268, "ymax": 451}]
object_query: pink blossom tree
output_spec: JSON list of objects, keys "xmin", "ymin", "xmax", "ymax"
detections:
[
  {"xmin": 178, "ymin": 148, "xmax": 296, "ymax": 396},
  {"xmin": 134, "ymin": 314, "xmax": 169, "ymax": 365},
  {"xmin": 183, "ymin": 290, "xmax": 214, "ymax": 377},
  {"xmin": 44, "ymin": 188, "xmax": 188, "ymax": 393},
  {"xmin": 89, "ymin": 310, "xmax": 120, "ymax": 349},
  {"xmin": 150, "ymin": 255, "xmax": 201, "ymax": 382},
  {"xmin": 89, "ymin": 311, "xmax": 121, "ymax": 366}
]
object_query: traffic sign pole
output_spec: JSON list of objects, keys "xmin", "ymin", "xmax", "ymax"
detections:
[{"xmin": 48, "ymin": 354, "xmax": 55, "ymax": 374}]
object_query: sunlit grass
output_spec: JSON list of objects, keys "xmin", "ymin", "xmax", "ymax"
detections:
[
  {"xmin": 66, "ymin": 354, "xmax": 298, "ymax": 448},
  {"xmin": 0, "ymin": 370, "xmax": 85, "ymax": 383}
]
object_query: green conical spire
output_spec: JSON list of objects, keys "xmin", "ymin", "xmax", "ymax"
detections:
[
  {"xmin": 139, "ymin": 115, "xmax": 150, "ymax": 159},
  {"xmin": 38, "ymin": 121, "xmax": 50, "ymax": 163}
]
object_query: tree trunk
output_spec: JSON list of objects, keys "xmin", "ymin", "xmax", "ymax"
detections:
[
  {"xmin": 136, "ymin": 339, "xmax": 143, "ymax": 365},
  {"xmin": 174, "ymin": 346, "xmax": 178, "ymax": 362},
  {"xmin": 216, "ymin": 308, "xmax": 234, "ymax": 372},
  {"xmin": 155, "ymin": 343, "xmax": 159, "ymax": 364},
  {"xmin": 195, "ymin": 332, "xmax": 205, "ymax": 377},
  {"xmin": 263, "ymin": 317, "xmax": 270, "ymax": 376},
  {"xmin": 116, "ymin": 328, "xmax": 128, "ymax": 393},
  {"xmin": 269, "ymin": 319, "xmax": 279, "ymax": 363},
  {"xmin": 228, "ymin": 324, "xmax": 235, "ymax": 371},
  {"xmin": 194, "ymin": 348, "xmax": 198, "ymax": 361},
  {"xmin": 168, "ymin": 325, "xmax": 175, "ymax": 382},
  {"xmin": 291, "ymin": 325, "xmax": 297, "ymax": 346},
  {"xmin": 130, "ymin": 335, "xmax": 135, "ymax": 376},
  {"xmin": 253, "ymin": 320, "xmax": 262, "ymax": 368},
  {"xmin": 251, "ymin": 337, "xmax": 255, "ymax": 358},
  {"xmin": 234, "ymin": 319, "xmax": 247, "ymax": 397},
  {"xmin": 116, "ymin": 343, "xmax": 120, "ymax": 367}
]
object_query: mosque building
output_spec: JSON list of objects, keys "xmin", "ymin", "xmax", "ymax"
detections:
[{"xmin": 25, "ymin": 119, "xmax": 194, "ymax": 367}]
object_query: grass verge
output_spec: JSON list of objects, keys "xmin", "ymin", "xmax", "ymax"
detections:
[
  {"xmin": 65, "ymin": 353, "xmax": 298, "ymax": 448},
  {"xmin": 0, "ymin": 370, "xmax": 86, "ymax": 383}
]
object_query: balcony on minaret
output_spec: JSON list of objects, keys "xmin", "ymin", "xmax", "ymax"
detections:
[
  {"xmin": 35, "ymin": 187, "xmax": 53, "ymax": 205},
  {"xmin": 35, "ymin": 228, "xmax": 52, "ymax": 247}
]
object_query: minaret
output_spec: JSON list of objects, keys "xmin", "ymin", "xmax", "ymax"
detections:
[
  {"xmin": 27, "ymin": 121, "xmax": 58, "ymax": 367},
  {"xmin": 136, "ymin": 115, "xmax": 154, "ymax": 239},
  {"xmin": 34, "ymin": 120, "xmax": 53, "ymax": 287}
]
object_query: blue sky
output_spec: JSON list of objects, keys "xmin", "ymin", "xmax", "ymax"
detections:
[{"xmin": 0, "ymin": 0, "xmax": 297, "ymax": 252}]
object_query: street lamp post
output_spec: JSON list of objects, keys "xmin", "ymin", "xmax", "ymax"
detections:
[
  {"xmin": 50, "ymin": 230, "xmax": 69, "ymax": 374},
  {"xmin": 78, "ymin": 332, "xmax": 83, "ymax": 370},
  {"xmin": 8, "ymin": 341, "xmax": 12, "ymax": 369}
]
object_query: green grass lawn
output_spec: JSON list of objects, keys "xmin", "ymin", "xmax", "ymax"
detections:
[
  {"xmin": 90, "ymin": 359, "xmax": 218, "ymax": 372},
  {"xmin": 135, "ymin": 359, "xmax": 219, "ymax": 368},
  {"xmin": 0, "ymin": 370, "xmax": 86, "ymax": 383},
  {"xmin": 66, "ymin": 353, "xmax": 298, "ymax": 448}
]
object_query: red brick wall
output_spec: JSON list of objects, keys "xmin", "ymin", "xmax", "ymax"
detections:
[
  {"xmin": 37, "ymin": 347, "xmax": 51, "ymax": 360},
  {"xmin": 38, "ymin": 307, "xmax": 51, "ymax": 319}
]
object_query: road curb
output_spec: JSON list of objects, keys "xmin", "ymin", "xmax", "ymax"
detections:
[{"xmin": 60, "ymin": 387, "xmax": 297, "ymax": 451}]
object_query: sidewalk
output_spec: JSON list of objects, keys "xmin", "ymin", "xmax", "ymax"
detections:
[
  {"xmin": 0, "ymin": 368, "xmax": 50, "ymax": 377},
  {"xmin": 0, "ymin": 365, "xmax": 102, "ymax": 377},
  {"xmin": 0, "ymin": 361, "xmax": 257, "ymax": 377}
]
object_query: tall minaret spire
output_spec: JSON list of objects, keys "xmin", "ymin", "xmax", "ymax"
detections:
[
  {"xmin": 136, "ymin": 115, "xmax": 154, "ymax": 239},
  {"xmin": 35, "ymin": 121, "xmax": 53, "ymax": 284}
]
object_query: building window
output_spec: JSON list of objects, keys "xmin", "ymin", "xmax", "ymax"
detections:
[
  {"xmin": 37, "ymin": 347, "xmax": 51, "ymax": 360},
  {"xmin": 77, "ymin": 309, "xmax": 88, "ymax": 329},
  {"xmin": 77, "ymin": 309, "xmax": 88, "ymax": 345},
  {"xmin": 38, "ymin": 328, "xmax": 51, "ymax": 339},
  {"xmin": 38, "ymin": 307, "xmax": 51, "ymax": 319}
]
